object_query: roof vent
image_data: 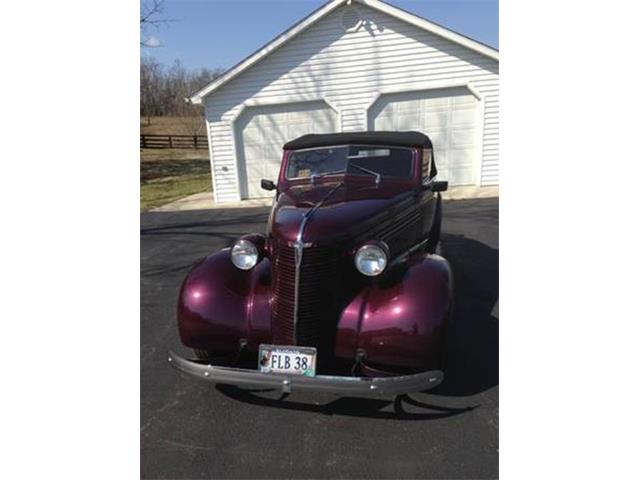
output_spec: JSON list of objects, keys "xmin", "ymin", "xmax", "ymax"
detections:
[{"xmin": 341, "ymin": 6, "xmax": 361, "ymax": 31}]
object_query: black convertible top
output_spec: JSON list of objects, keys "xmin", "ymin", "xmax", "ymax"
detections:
[{"xmin": 283, "ymin": 131, "xmax": 433, "ymax": 150}]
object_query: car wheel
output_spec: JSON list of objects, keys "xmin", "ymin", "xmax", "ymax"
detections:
[
  {"xmin": 193, "ymin": 348, "xmax": 237, "ymax": 366},
  {"xmin": 425, "ymin": 194, "xmax": 442, "ymax": 254}
]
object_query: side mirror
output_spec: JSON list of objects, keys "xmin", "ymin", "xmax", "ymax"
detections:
[
  {"xmin": 423, "ymin": 180, "xmax": 448, "ymax": 192},
  {"xmin": 261, "ymin": 179, "xmax": 276, "ymax": 191}
]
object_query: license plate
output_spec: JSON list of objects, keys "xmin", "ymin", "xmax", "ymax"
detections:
[{"xmin": 258, "ymin": 344, "xmax": 317, "ymax": 376}]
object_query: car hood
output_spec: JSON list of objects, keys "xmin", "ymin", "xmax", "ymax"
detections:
[{"xmin": 269, "ymin": 181, "xmax": 416, "ymax": 245}]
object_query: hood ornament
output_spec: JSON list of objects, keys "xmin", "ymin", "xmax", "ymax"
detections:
[{"xmin": 293, "ymin": 238, "xmax": 304, "ymax": 268}]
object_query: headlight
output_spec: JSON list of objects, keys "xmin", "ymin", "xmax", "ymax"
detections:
[
  {"xmin": 231, "ymin": 239, "xmax": 259, "ymax": 270},
  {"xmin": 354, "ymin": 243, "xmax": 388, "ymax": 276}
]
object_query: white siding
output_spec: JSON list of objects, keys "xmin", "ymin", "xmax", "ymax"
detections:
[{"xmin": 204, "ymin": 3, "xmax": 499, "ymax": 201}]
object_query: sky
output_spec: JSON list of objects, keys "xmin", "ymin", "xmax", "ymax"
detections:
[{"xmin": 141, "ymin": 0, "xmax": 499, "ymax": 71}]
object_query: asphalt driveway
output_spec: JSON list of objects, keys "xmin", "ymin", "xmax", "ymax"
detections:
[{"xmin": 141, "ymin": 197, "xmax": 499, "ymax": 479}]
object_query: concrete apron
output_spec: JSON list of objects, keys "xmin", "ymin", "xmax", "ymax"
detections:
[{"xmin": 151, "ymin": 185, "xmax": 499, "ymax": 212}]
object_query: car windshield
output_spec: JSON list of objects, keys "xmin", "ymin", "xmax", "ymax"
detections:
[{"xmin": 286, "ymin": 145, "xmax": 414, "ymax": 180}]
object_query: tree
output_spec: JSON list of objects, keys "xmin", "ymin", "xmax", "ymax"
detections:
[
  {"xmin": 140, "ymin": 57, "xmax": 163, "ymax": 124},
  {"xmin": 140, "ymin": 0, "xmax": 169, "ymax": 47},
  {"xmin": 140, "ymin": 57, "xmax": 223, "ymax": 128}
]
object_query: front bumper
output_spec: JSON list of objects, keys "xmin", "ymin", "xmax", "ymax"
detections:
[{"xmin": 168, "ymin": 351, "xmax": 444, "ymax": 398}]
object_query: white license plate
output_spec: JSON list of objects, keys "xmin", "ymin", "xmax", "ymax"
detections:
[{"xmin": 258, "ymin": 344, "xmax": 317, "ymax": 376}]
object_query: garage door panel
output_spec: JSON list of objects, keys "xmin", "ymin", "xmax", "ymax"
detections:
[
  {"xmin": 287, "ymin": 126, "xmax": 310, "ymax": 140},
  {"xmin": 435, "ymin": 152, "xmax": 448, "ymax": 167},
  {"xmin": 244, "ymin": 122, "xmax": 270, "ymax": 141},
  {"xmin": 237, "ymin": 101, "xmax": 338, "ymax": 199},
  {"xmin": 371, "ymin": 88, "xmax": 478, "ymax": 186},
  {"xmin": 449, "ymin": 149, "xmax": 475, "ymax": 166},
  {"xmin": 425, "ymin": 111, "xmax": 448, "ymax": 130},
  {"xmin": 244, "ymin": 144, "xmax": 263, "ymax": 159},
  {"xmin": 267, "ymin": 123, "xmax": 289, "ymax": 140},
  {"xmin": 246, "ymin": 165, "xmax": 265, "ymax": 194},
  {"xmin": 288, "ymin": 111, "xmax": 312, "ymax": 124},
  {"xmin": 451, "ymin": 128, "xmax": 475, "ymax": 147},
  {"xmin": 427, "ymin": 130, "xmax": 446, "ymax": 149},
  {"xmin": 252, "ymin": 113, "xmax": 275, "ymax": 126},
  {"xmin": 269, "ymin": 133, "xmax": 288, "ymax": 146},
  {"xmin": 246, "ymin": 159, "xmax": 264, "ymax": 176},
  {"xmin": 396, "ymin": 114, "xmax": 422, "ymax": 131},
  {"xmin": 447, "ymin": 169, "xmax": 474, "ymax": 186},
  {"xmin": 396, "ymin": 99, "xmax": 421, "ymax": 113},
  {"xmin": 264, "ymin": 142, "xmax": 282, "ymax": 156},
  {"xmin": 424, "ymin": 97, "xmax": 449, "ymax": 109},
  {"xmin": 453, "ymin": 95, "xmax": 476, "ymax": 107},
  {"xmin": 375, "ymin": 114, "xmax": 395, "ymax": 131},
  {"xmin": 451, "ymin": 107, "xmax": 476, "ymax": 126}
]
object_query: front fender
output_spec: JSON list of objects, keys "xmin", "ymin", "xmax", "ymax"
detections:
[
  {"xmin": 335, "ymin": 254, "xmax": 453, "ymax": 372},
  {"xmin": 177, "ymin": 249, "xmax": 272, "ymax": 352}
]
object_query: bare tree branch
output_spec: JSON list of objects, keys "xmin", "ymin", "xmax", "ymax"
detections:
[
  {"xmin": 141, "ymin": 57, "xmax": 224, "ymax": 126},
  {"xmin": 140, "ymin": 0, "xmax": 176, "ymax": 47},
  {"xmin": 140, "ymin": 0, "xmax": 164, "ymax": 26}
]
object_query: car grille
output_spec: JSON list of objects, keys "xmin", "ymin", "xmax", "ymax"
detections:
[
  {"xmin": 269, "ymin": 203, "xmax": 422, "ymax": 353},
  {"xmin": 271, "ymin": 241, "xmax": 339, "ymax": 349}
]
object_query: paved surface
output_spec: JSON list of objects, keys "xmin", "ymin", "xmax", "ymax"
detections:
[{"xmin": 141, "ymin": 198, "xmax": 499, "ymax": 479}]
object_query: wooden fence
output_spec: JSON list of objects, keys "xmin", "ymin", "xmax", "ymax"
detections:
[{"xmin": 140, "ymin": 134, "xmax": 208, "ymax": 150}]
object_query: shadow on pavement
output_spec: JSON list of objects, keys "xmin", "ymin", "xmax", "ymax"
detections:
[
  {"xmin": 433, "ymin": 234, "xmax": 499, "ymax": 397},
  {"xmin": 215, "ymin": 384, "xmax": 476, "ymax": 421}
]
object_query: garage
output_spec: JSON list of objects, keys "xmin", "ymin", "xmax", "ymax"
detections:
[
  {"xmin": 191, "ymin": 0, "xmax": 498, "ymax": 202},
  {"xmin": 235, "ymin": 101, "xmax": 338, "ymax": 198},
  {"xmin": 369, "ymin": 87, "xmax": 479, "ymax": 186}
]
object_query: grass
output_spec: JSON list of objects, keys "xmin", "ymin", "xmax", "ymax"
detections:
[
  {"xmin": 140, "ymin": 147, "xmax": 212, "ymax": 211},
  {"xmin": 140, "ymin": 147, "xmax": 209, "ymax": 163},
  {"xmin": 139, "ymin": 116, "xmax": 213, "ymax": 211}
]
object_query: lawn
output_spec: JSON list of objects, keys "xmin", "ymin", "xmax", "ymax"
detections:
[{"xmin": 140, "ymin": 148, "xmax": 212, "ymax": 211}]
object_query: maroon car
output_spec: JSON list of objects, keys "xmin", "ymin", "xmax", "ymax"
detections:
[{"xmin": 169, "ymin": 131, "xmax": 452, "ymax": 398}]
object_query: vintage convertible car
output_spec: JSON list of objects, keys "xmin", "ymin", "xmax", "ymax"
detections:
[{"xmin": 169, "ymin": 131, "xmax": 452, "ymax": 398}]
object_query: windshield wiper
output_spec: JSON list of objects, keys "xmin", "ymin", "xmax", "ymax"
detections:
[
  {"xmin": 310, "ymin": 169, "xmax": 346, "ymax": 185},
  {"xmin": 308, "ymin": 164, "xmax": 383, "ymax": 186},
  {"xmin": 348, "ymin": 163, "xmax": 382, "ymax": 185}
]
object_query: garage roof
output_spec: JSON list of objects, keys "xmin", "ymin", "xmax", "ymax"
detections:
[
  {"xmin": 189, "ymin": 0, "xmax": 499, "ymax": 104},
  {"xmin": 283, "ymin": 131, "xmax": 433, "ymax": 150}
]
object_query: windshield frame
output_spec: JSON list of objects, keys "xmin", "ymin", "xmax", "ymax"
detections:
[{"xmin": 282, "ymin": 144, "xmax": 417, "ymax": 183}]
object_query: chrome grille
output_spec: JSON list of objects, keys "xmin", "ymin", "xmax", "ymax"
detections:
[
  {"xmin": 271, "ymin": 241, "xmax": 339, "ymax": 348},
  {"xmin": 271, "ymin": 242, "xmax": 296, "ymax": 344}
]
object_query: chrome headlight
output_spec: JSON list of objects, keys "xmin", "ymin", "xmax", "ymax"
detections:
[
  {"xmin": 231, "ymin": 239, "xmax": 259, "ymax": 270},
  {"xmin": 354, "ymin": 243, "xmax": 388, "ymax": 276}
]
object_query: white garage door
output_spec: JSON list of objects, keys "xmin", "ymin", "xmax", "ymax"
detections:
[
  {"xmin": 236, "ymin": 101, "xmax": 338, "ymax": 199},
  {"xmin": 370, "ymin": 87, "xmax": 478, "ymax": 185}
]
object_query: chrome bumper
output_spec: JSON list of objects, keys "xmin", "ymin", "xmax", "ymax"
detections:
[{"xmin": 168, "ymin": 351, "xmax": 443, "ymax": 398}]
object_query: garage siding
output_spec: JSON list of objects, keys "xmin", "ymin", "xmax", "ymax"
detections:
[{"xmin": 204, "ymin": 3, "xmax": 499, "ymax": 201}]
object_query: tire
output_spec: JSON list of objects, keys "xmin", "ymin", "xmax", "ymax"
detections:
[
  {"xmin": 193, "ymin": 348, "xmax": 237, "ymax": 366},
  {"xmin": 193, "ymin": 348, "xmax": 212, "ymax": 360},
  {"xmin": 425, "ymin": 193, "xmax": 442, "ymax": 254}
]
